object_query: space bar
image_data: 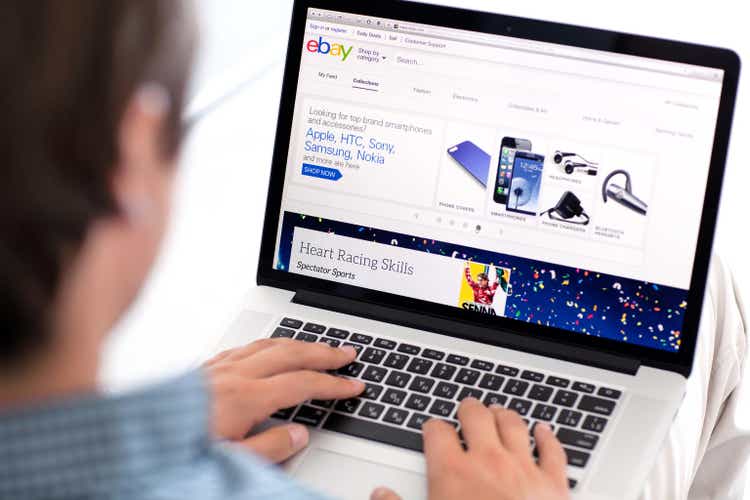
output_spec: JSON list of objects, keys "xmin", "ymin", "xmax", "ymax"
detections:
[{"xmin": 323, "ymin": 413, "xmax": 423, "ymax": 452}]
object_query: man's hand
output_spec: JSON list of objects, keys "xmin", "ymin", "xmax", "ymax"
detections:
[
  {"xmin": 203, "ymin": 338, "xmax": 364, "ymax": 463},
  {"xmin": 371, "ymin": 398, "xmax": 570, "ymax": 500}
]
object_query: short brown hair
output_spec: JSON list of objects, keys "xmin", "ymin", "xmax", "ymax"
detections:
[{"xmin": 0, "ymin": 1, "xmax": 195, "ymax": 366}]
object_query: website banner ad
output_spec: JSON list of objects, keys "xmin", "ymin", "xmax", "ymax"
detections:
[
  {"xmin": 275, "ymin": 212, "xmax": 688, "ymax": 352},
  {"xmin": 296, "ymin": 98, "xmax": 440, "ymax": 207}
]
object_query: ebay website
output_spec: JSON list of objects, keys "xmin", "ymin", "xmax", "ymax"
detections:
[{"xmin": 272, "ymin": 8, "xmax": 725, "ymax": 352}]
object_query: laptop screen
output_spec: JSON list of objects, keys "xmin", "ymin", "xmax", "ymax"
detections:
[{"xmin": 271, "ymin": 7, "xmax": 725, "ymax": 353}]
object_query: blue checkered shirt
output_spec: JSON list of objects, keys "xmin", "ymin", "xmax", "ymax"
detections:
[{"xmin": 0, "ymin": 371, "xmax": 326, "ymax": 500}]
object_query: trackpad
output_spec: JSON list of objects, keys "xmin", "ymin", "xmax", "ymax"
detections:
[{"xmin": 293, "ymin": 448, "xmax": 426, "ymax": 500}]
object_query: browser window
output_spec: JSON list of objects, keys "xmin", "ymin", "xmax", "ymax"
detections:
[{"xmin": 272, "ymin": 8, "xmax": 725, "ymax": 353}]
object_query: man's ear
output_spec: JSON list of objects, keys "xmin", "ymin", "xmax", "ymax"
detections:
[{"xmin": 112, "ymin": 84, "xmax": 172, "ymax": 222}]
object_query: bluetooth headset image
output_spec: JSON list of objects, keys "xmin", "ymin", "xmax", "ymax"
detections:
[
  {"xmin": 554, "ymin": 151, "xmax": 599, "ymax": 176},
  {"xmin": 602, "ymin": 169, "xmax": 648, "ymax": 215}
]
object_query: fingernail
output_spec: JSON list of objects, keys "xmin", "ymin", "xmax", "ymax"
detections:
[
  {"xmin": 350, "ymin": 379, "xmax": 365, "ymax": 390},
  {"xmin": 137, "ymin": 82, "xmax": 171, "ymax": 116},
  {"xmin": 371, "ymin": 487, "xmax": 391, "ymax": 500},
  {"xmin": 340, "ymin": 345, "xmax": 357, "ymax": 356},
  {"xmin": 537, "ymin": 422, "xmax": 551, "ymax": 433},
  {"xmin": 288, "ymin": 424, "xmax": 309, "ymax": 450},
  {"xmin": 489, "ymin": 404, "xmax": 504, "ymax": 410}
]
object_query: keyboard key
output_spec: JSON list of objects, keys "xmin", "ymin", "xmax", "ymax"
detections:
[
  {"xmin": 508, "ymin": 398, "xmax": 532, "ymax": 416},
  {"xmin": 326, "ymin": 328, "xmax": 349, "ymax": 339},
  {"xmin": 434, "ymin": 382, "xmax": 459, "ymax": 399},
  {"xmin": 324, "ymin": 413, "xmax": 423, "ymax": 451},
  {"xmin": 456, "ymin": 368, "xmax": 481, "ymax": 386},
  {"xmin": 557, "ymin": 428, "xmax": 599, "ymax": 450},
  {"xmin": 342, "ymin": 342, "xmax": 363, "ymax": 355},
  {"xmin": 531, "ymin": 403, "xmax": 557, "ymax": 421},
  {"xmin": 350, "ymin": 333, "xmax": 373, "ymax": 345},
  {"xmin": 335, "ymin": 398, "xmax": 361, "ymax": 414},
  {"xmin": 478, "ymin": 374, "xmax": 504, "ymax": 391},
  {"xmin": 374, "ymin": 338, "xmax": 397, "ymax": 350},
  {"xmin": 582, "ymin": 415, "xmax": 608, "ymax": 433},
  {"xmin": 271, "ymin": 406, "xmax": 296, "ymax": 420},
  {"xmin": 446, "ymin": 354, "xmax": 469, "ymax": 366},
  {"xmin": 280, "ymin": 318, "xmax": 303, "ymax": 329},
  {"xmin": 568, "ymin": 478, "xmax": 578, "ymax": 489},
  {"xmin": 457, "ymin": 387, "xmax": 483, "ymax": 402},
  {"xmin": 382, "ymin": 388, "xmax": 407, "ymax": 406},
  {"xmin": 572, "ymin": 382, "xmax": 595, "ymax": 394},
  {"xmin": 556, "ymin": 409, "xmax": 583, "ymax": 427},
  {"xmin": 409, "ymin": 376, "xmax": 435, "ymax": 394},
  {"xmin": 397, "ymin": 343, "xmax": 421, "ymax": 355},
  {"xmin": 471, "ymin": 359, "xmax": 494, "ymax": 371},
  {"xmin": 407, "ymin": 413, "xmax": 430, "ymax": 431},
  {"xmin": 362, "ymin": 383, "xmax": 384, "ymax": 400},
  {"xmin": 597, "ymin": 387, "xmax": 622, "ymax": 400},
  {"xmin": 496, "ymin": 365, "xmax": 520, "ymax": 377},
  {"xmin": 483, "ymin": 393, "xmax": 508, "ymax": 406},
  {"xmin": 295, "ymin": 332, "xmax": 318, "ymax": 342},
  {"xmin": 429, "ymin": 399, "xmax": 455, "ymax": 417},
  {"xmin": 362, "ymin": 366, "xmax": 388, "ymax": 383},
  {"xmin": 293, "ymin": 405, "xmax": 327, "ymax": 426},
  {"xmin": 521, "ymin": 370, "xmax": 544, "ymax": 382},
  {"xmin": 578, "ymin": 395, "xmax": 616, "ymax": 416},
  {"xmin": 303, "ymin": 323, "xmax": 326, "ymax": 334},
  {"xmin": 385, "ymin": 371, "xmax": 411, "ymax": 388},
  {"xmin": 546, "ymin": 376, "xmax": 570, "ymax": 388},
  {"xmin": 359, "ymin": 402, "xmax": 386, "ymax": 420},
  {"xmin": 310, "ymin": 399, "xmax": 334, "ymax": 408},
  {"xmin": 406, "ymin": 358, "xmax": 433, "ymax": 375},
  {"xmin": 503, "ymin": 379, "xmax": 530, "ymax": 397},
  {"xmin": 383, "ymin": 407, "xmax": 410, "ymax": 426},
  {"xmin": 337, "ymin": 361, "xmax": 364, "ymax": 377},
  {"xmin": 432, "ymin": 363, "xmax": 457, "ymax": 380},
  {"xmin": 528, "ymin": 385, "xmax": 553, "ymax": 402},
  {"xmin": 405, "ymin": 394, "xmax": 432, "ymax": 411},
  {"xmin": 564, "ymin": 447, "xmax": 590, "ymax": 468},
  {"xmin": 422, "ymin": 348, "xmax": 445, "ymax": 360},
  {"xmin": 271, "ymin": 327, "xmax": 296, "ymax": 338},
  {"xmin": 318, "ymin": 337, "xmax": 340, "ymax": 347},
  {"xmin": 362, "ymin": 347, "xmax": 387, "ymax": 364},
  {"xmin": 384, "ymin": 353, "xmax": 409, "ymax": 369},
  {"xmin": 552, "ymin": 390, "xmax": 578, "ymax": 407}
]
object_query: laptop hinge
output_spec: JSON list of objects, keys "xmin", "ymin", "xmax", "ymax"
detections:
[{"xmin": 293, "ymin": 290, "xmax": 640, "ymax": 376}]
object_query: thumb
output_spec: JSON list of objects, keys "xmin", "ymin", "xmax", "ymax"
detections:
[
  {"xmin": 240, "ymin": 423, "xmax": 309, "ymax": 463},
  {"xmin": 370, "ymin": 486, "xmax": 402, "ymax": 500}
]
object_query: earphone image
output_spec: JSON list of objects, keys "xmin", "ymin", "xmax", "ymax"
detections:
[{"xmin": 553, "ymin": 151, "xmax": 599, "ymax": 176}]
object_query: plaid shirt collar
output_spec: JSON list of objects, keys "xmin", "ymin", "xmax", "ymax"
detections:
[{"xmin": 0, "ymin": 371, "xmax": 209, "ymax": 500}]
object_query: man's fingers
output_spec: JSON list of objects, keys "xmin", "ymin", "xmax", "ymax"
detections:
[
  {"xmin": 456, "ymin": 398, "xmax": 501, "ymax": 451},
  {"xmin": 370, "ymin": 486, "xmax": 402, "ymax": 500},
  {"xmin": 240, "ymin": 423, "xmax": 309, "ymax": 463},
  {"xmin": 492, "ymin": 406, "xmax": 531, "ymax": 456},
  {"xmin": 258, "ymin": 370, "xmax": 364, "ymax": 413},
  {"xmin": 238, "ymin": 342, "xmax": 358, "ymax": 378},
  {"xmin": 422, "ymin": 419, "xmax": 463, "ymax": 475},
  {"xmin": 534, "ymin": 422, "xmax": 568, "ymax": 486}
]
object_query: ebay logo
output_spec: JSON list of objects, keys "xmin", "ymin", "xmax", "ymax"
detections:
[{"xmin": 306, "ymin": 36, "xmax": 353, "ymax": 61}]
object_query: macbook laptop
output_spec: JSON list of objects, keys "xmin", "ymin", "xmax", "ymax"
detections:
[{"xmin": 210, "ymin": 1, "xmax": 740, "ymax": 498}]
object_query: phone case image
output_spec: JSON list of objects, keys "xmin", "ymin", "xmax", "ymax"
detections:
[{"xmin": 447, "ymin": 141, "xmax": 491, "ymax": 187}]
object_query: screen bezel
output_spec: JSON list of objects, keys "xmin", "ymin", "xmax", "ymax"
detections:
[{"xmin": 257, "ymin": 0, "xmax": 740, "ymax": 377}]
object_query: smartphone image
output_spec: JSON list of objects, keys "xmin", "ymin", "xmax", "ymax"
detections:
[
  {"xmin": 494, "ymin": 137, "xmax": 532, "ymax": 204},
  {"xmin": 507, "ymin": 151, "xmax": 545, "ymax": 216},
  {"xmin": 447, "ymin": 141, "xmax": 492, "ymax": 187}
]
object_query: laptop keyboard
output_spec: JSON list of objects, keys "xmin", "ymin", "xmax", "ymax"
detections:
[{"xmin": 269, "ymin": 317, "xmax": 624, "ymax": 490}]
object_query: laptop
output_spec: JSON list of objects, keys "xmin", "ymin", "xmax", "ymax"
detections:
[{"xmin": 210, "ymin": 1, "xmax": 740, "ymax": 498}]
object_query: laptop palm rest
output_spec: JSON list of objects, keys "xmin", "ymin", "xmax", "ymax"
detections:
[{"xmin": 293, "ymin": 448, "xmax": 425, "ymax": 500}]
